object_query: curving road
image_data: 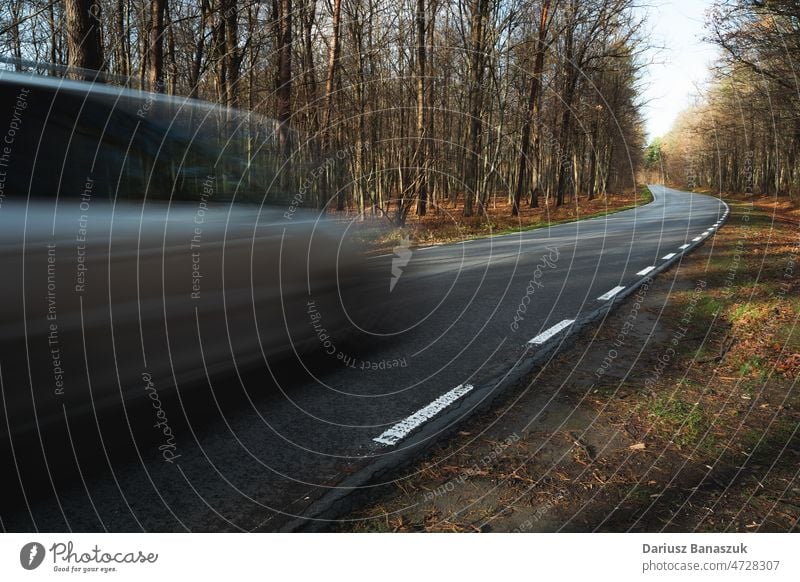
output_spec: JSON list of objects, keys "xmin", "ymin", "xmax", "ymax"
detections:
[{"xmin": 1, "ymin": 185, "xmax": 727, "ymax": 532}]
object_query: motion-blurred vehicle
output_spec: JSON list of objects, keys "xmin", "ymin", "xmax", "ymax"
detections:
[{"xmin": 0, "ymin": 70, "xmax": 372, "ymax": 441}]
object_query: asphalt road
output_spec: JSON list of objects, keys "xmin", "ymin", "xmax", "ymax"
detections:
[{"xmin": 0, "ymin": 185, "xmax": 727, "ymax": 532}]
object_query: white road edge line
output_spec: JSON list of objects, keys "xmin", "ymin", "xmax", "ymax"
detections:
[
  {"xmin": 373, "ymin": 383, "xmax": 475, "ymax": 446},
  {"xmin": 679, "ymin": 244, "xmax": 690, "ymax": 250},
  {"xmin": 527, "ymin": 319, "xmax": 575, "ymax": 345},
  {"xmin": 597, "ymin": 286, "xmax": 626, "ymax": 301},
  {"xmin": 661, "ymin": 253, "xmax": 677, "ymax": 260},
  {"xmin": 418, "ymin": 246, "xmax": 435, "ymax": 251},
  {"xmin": 637, "ymin": 266, "xmax": 656, "ymax": 276}
]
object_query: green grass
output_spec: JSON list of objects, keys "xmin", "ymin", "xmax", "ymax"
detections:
[
  {"xmin": 648, "ymin": 395, "xmax": 710, "ymax": 449},
  {"xmin": 739, "ymin": 355, "xmax": 767, "ymax": 379},
  {"xmin": 731, "ymin": 302, "xmax": 757, "ymax": 321},
  {"xmin": 695, "ymin": 296, "xmax": 723, "ymax": 319}
]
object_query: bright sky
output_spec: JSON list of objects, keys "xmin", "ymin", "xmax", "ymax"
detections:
[{"xmin": 639, "ymin": 0, "xmax": 719, "ymax": 141}]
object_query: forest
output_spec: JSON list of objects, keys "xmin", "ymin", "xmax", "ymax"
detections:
[
  {"xmin": 1, "ymin": 0, "xmax": 648, "ymax": 223},
  {"xmin": 648, "ymin": 0, "xmax": 800, "ymax": 202}
]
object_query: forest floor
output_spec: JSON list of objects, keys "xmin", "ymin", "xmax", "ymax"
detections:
[
  {"xmin": 353, "ymin": 187, "xmax": 651, "ymax": 254},
  {"xmin": 334, "ymin": 193, "xmax": 800, "ymax": 532}
]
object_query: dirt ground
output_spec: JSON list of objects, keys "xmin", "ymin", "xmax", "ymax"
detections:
[{"xmin": 335, "ymin": 193, "xmax": 800, "ymax": 532}]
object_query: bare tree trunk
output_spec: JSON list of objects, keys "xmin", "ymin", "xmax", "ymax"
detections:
[
  {"xmin": 320, "ymin": 0, "xmax": 343, "ymax": 210},
  {"xmin": 165, "ymin": 1, "xmax": 177, "ymax": 93},
  {"xmin": 348, "ymin": 0, "xmax": 370, "ymax": 217},
  {"xmin": 148, "ymin": 0, "xmax": 166, "ymax": 91},
  {"xmin": 513, "ymin": 0, "xmax": 550, "ymax": 215},
  {"xmin": 10, "ymin": 1, "xmax": 23, "ymax": 70},
  {"xmin": 322, "ymin": 0, "xmax": 343, "ymax": 152},
  {"xmin": 414, "ymin": 0, "xmax": 428, "ymax": 216},
  {"xmin": 48, "ymin": 1, "xmax": 60, "ymax": 69},
  {"xmin": 65, "ymin": 0, "xmax": 104, "ymax": 80},
  {"xmin": 275, "ymin": 0, "xmax": 292, "ymax": 155},
  {"xmin": 555, "ymin": 7, "xmax": 576, "ymax": 207},
  {"xmin": 189, "ymin": 0, "xmax": 210, "ymax": 98},
  {"xmin": 465, "ymin": 0, "xmax": 489, "ymax": 217},
  {"xmin": 587, "ymin": 111, "xmax": 600, "ymax": 200},
  {"xmin": 301, "ymin": 0, "xmax": 320, "ymax": 140},
  {"xmin": 113, "ymin": 0, "xmax": 130, "ymax": 78},
  {"xmin": 223, "ymin": 0, "xmax": 241, "ymax": 108}
]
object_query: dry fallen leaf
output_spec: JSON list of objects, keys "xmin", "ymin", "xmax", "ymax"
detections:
[{"xmin": 628, "ymin": 443, "xmax": 646, "ymax": 451}]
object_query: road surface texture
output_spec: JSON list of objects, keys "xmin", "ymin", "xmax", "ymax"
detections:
[{"xmin": 1, "ymin": 185, "xmax": 726, "ymax": 532}]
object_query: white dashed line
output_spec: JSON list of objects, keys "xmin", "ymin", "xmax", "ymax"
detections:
[
  {"xmin": 373, "ymin": 384, "xmax": 475, "ymax": 446},
  {"xmin": 679, "ymin": 244, "xmax": 690, "ymax": 250},
  {"xmin": 637, "ymin": 266, "xmax": 656, "ymax": 276},
  {"xmin": 661, "ymin": 253, "xmax": 676, "ymax": 260},
  {"xmin": 527, "ymin": 319, "xmax": 575, "ymax": 345},
  {"xmin": 692, "ymin": 236, "xmax": 702, "ymax": 242},
  {"xmin": 597, "ymin": 286, "xmax": 626, "ymax": 301}
]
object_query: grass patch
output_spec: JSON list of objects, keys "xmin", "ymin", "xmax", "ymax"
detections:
[
  {"xmin": 738, "ymin": 355, "xmax": 767, "ymax": 379},
  {"xmin": 695, "ymin": 296, "xmax": 723, "ymax": 319},
  {"xmin": 648, "ymin": 395, "xmax": 710, "ymax": 449}
]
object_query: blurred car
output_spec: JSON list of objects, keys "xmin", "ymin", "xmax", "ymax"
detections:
[{"xmin": 0, "ymin": 70, "xmax": 373, "ymax": 441}]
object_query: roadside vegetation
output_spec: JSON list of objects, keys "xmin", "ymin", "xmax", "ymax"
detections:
[
  {"xmin": 358, "ymin": 186, "xmax": 653, "ymax": 253},
  {"xmin": 644, "ymin": 0, "xmax": 800, "ymax": 204},
  {"xmin": 336, "ymin": 195, "xmax": 799, "ymax": 532}
]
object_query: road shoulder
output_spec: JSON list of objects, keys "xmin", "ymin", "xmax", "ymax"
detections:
[{"xmin": 336, "ymin": 196, "xmax": 800, "ymax": 532}]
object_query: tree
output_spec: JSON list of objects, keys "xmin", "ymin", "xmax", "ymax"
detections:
[
  {"xmin": 149, "ymin": 0, "xmax": 166, "ymax": 91},
  {"xmin": 414, "ymin": 0, "xmax": 429, "ymax": 217},
  {"xmin": 3, "ymin": 0, "xmax": 648, "ymax": 215},
  {"xmin": 513, "ymin": 0, "xmax": 552, "ymax": 215},
  {"xmin": 276, "ymin": 0, "xmax": 292, "ymax": 157},
  {"xmin": 65, "ymin": 0, "xmax": 104, "ymax": 79}
]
